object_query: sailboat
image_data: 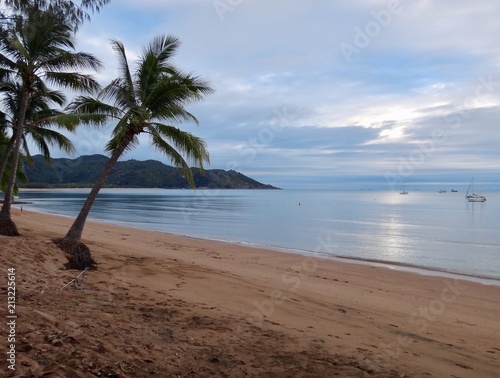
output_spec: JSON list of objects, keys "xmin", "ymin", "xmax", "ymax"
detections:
[
  {"xmin": 399, "ymin": 183, "xmax": 408, "ymax": 195},
  {"xmin": 465, "ymin": 178, "xmax": 486, "ymax": 202}
]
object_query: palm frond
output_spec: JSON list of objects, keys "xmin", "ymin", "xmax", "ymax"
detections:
[
  {"xmin": 0, "ymin": 34, "xmax": 27, "ymax": 64},
  {"xmin": 5, "ymin": 0, "xmax": 111, "ymax": 29},
  {"xmin": 99, "ymin": 78, "xmax": 131, "ymax": 110},
  {"xmin": 153, "ymin": 104, "xmax": 199, "ymax": 125},
  {"xmin": 53, "ymin": 111, "xmax": 107, "ymax": 129},
  {"xmin": 28, "ymin": 126, "xmax": 75, "ymax": 155},
  {"xmin": 148, "ymin": 128, "xmax": 196, "ymax": 188},
  {"xmin": 110, "ymin": 39, "xmax": 135, "ymax": 107},
  {"xmin": 44, "ymin": 71, "xmax": 101, "ymax": 93},
  {"xmin": 21, "ymin": 134, "xmax": 33, "ymax": 163},
  {"xmin": 144, "ymin": 35, "xmax": 180, "ymax": 66},
  {"xmin": 144, "ymin": 73, "xmax": 213, "ymax": 117},
  {"xmin": 148, "ymin": 124, "xmax": 209, "ymax": 167},
  {"xmin": 137, "ymin": 35, "xmax": 180, "ymax": 99},
  {"xmin": 67, "ymin": 95, "xmax": 120, "ymax": 118},
  {"xmin": 42, "ymin": 51, "xmax": 103, "ymax": 72}
]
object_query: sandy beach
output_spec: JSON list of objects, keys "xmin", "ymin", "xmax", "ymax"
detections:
[{"xmin": 1, "ymin": 208, "xmax": 499, "ymax": 377}]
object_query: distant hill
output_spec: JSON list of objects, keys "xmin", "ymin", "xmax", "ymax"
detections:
[{"xmin": 21, "ymin": 155, "xmax": 280, "ymax": 190}]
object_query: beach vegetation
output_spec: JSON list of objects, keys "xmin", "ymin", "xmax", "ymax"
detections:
[
  {"xmin": 0, "ymin": 130, "xmax": 28, "ymax": 194},
  {"xmin": 1, "ymin": 0, "xmax": 110, "ymax": 30},
  {"xmin": 0, "ymin": 79, "xmax": 79, "ymax": 187},
  {"xmin": 0, "ymin": 5, "xmax": 102, "ymax": 236},
  {"xmin": 54, "ymin": 35, "xmax": 213, "ymax": 270}
]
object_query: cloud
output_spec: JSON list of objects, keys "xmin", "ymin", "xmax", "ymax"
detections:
[{"xmin": 36, "ymin": 0, "xmax": 500, "ymax": 189}]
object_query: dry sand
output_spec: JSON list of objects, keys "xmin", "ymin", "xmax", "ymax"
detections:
[{"xmin": 0, "ymin": 208, "xmax": 499, "ymax": 377}]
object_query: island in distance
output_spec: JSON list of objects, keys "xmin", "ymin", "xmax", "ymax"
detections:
[{"xmin": 22, "ymin": 154, "xmax": 281, "ymax": 190}]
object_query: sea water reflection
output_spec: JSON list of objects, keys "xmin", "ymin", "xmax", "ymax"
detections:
[{"xmin": 18, "ymin": 189, "xmax": 500, "ymax": 280}]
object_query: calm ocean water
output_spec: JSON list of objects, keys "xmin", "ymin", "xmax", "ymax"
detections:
[{"xmin": 17, "ymin": 189, "xmax": 500, "ymax": 282}]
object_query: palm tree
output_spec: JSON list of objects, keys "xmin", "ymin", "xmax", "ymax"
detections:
[
  {"xmin": 55, "ymin": 35, "xmax": 213, "ymax": 269},
  {"xmin": 0, "ymin": 113, "xmax": 28, "ymax": 196},
  {"xmin": 0, "ymin": 6, "xmax": 102, "ymax": 236},
  {"xmin": 0, "ymin": 79, "xmax": 76, "ymax": 184},
  {"xmin": 2, "ymin": 0, "xmax": 110, "ymax": 30},
  {"xmin": 0, "ymin": 130, "xmax": 12, "ymax": 191},
  {"xmin": 0, "ymin": 151, "xmax": 27, "ymax": 196}
]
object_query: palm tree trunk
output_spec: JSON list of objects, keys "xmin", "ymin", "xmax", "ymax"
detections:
[
  {"xmin": 0, "ymin": 134, "xmax": 16, "ymax": 186},
  {"xmin": 65, "ymin": 142, "xmax": 128, "ymax": 241},
  {"xmin": 0, "ymin": 90, "xmax": 29, "ymax": 236},
  {"xmin": 54, "ymin": 133, "xmax": 134, "ymax": 269}
]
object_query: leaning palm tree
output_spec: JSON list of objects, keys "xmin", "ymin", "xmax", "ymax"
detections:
[
  {"xmin": 0, "ymin": 6, "xmax": 101, "ymax": 236},
  {"xmin": 55, "ymin": 35, "xmax": 213, "ymax": 269}
]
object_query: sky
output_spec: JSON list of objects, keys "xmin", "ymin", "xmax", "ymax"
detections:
[{"xmin": 48, "ymin": 0, "xmax": 500, "ymax": 189}]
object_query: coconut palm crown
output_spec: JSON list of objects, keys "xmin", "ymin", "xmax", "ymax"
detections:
[
  {"xmin": 55, "ymin": 35, "xmax": 213, "ymax": 269},
  {"xmin": 1, "ymin": 0, "xmax": 110, "ymax": 30},
  {"xmin": 0, "ymin": 79, "xmax": 78, "ymax": 185}
]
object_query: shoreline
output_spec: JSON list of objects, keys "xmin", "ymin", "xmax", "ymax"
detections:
[
  {"xmin": 161, "ymin": 236, "xmax": 500, "ymax": 286},
  {"xmin": 2, "ymin": 208, "xmax": 500, "ymax": 376},
  {"xmin": 14, "ymin": 204, "xmax": 500, "ymax": 286}
]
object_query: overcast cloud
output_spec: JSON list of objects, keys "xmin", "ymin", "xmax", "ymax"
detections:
[{"xmin": 47, "ymin": 0, "xmax": 500, "ymax": 189}]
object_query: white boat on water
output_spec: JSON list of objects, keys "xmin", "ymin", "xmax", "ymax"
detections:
[
  {"xmin": 399, "ymin": 183, "xmax": 408, "ymax": 195},
  {"xmin": 467, "ymin": 194, "xmax": 486, "ymax": 202},
  {"xmin": 465, "ymin": 178, "xmax": 486, "ymax": 202}
]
